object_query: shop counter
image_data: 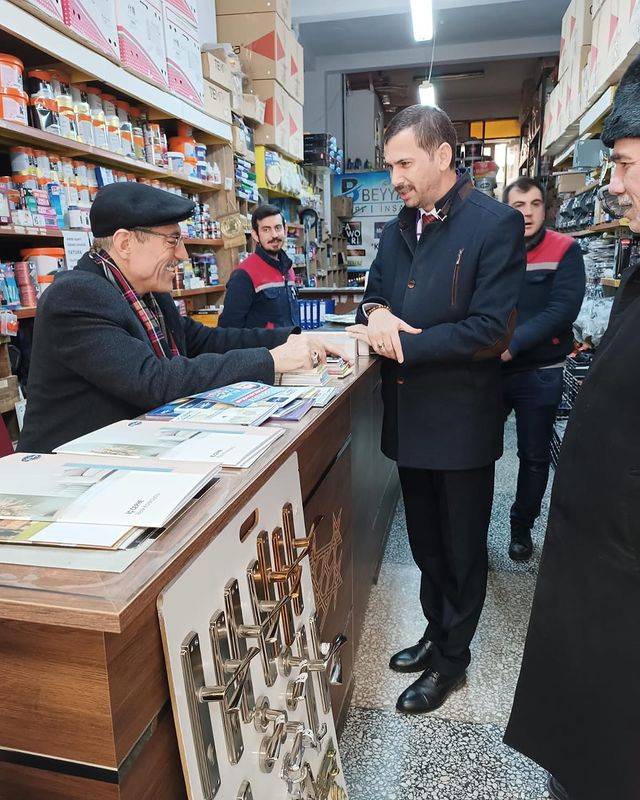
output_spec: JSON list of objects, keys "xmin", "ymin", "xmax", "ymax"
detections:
[{"xmin": 0, "ymin": 355, "xmax": 399, "ymax": 800}]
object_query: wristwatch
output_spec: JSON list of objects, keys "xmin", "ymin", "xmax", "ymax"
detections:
[{"xmin": 363, "ymin": 303, "xmax": 391, "ymax": 319}]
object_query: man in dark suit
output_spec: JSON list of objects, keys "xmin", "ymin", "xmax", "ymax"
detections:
[
  {"xmin": 348, "ymin": 104, "xmax": 525, "ymax": 713},
  {"xmin": 18, "ymin": 183, "xmax": 342, "ymax": 454}
]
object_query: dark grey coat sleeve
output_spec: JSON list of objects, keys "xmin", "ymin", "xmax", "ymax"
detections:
[{"xmin": 48, "ymin": 274, "xmax": 287, "ymax": 410}]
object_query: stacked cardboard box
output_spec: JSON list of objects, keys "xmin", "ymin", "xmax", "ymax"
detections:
[
  {"xmin": 215, "ymin": 0, "xmax": 304, "ymax": 161},
  {"xmin": 201, "ymin": 50, "xmax": 233, "ymax": 123},
  {"xmin": 586, "ymin": 0, "xmax": 640, "ymax": 107},
  {"xmin": 554, "ymin": 0, "xmax": 592, "ymax": 143},
  {"xmin": 163, "ymin": 0, "xmax": 204, "ymax": 108},
  {"xmin": 115, "ymin": 0, "xmax": 167, "ymax": 87},
  {"xmin": 62, "ymin": 0, "xmax": 119, "ymax": 60}
]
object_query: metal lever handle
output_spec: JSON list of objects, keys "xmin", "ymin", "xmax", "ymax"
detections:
[
  {"xmin": 259, "ymin": 714, "xmax": 288, "ymax": 773},
  {"xmin": 281, "ymin": 633, "xmax": 347, "ymax": 677},
  {"xmin": 199, "ymin": 645, "xmax": 260, "ymax": 711},
  {"xmin": 286, "ymin": 665, "xmax": 309, "ymax": 709}
]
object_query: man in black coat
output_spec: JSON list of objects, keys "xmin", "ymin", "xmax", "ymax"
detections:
[
  {"xmin": 504, "ymin": 55, "xmax": 640, "ymax": 800},
  {"xmin": 18, "ymin": 183, "xmax": 341, "ymax": 454},
  {"xmin": 348, "ymin": 104, "xmax": 525, "ymax": 713}
]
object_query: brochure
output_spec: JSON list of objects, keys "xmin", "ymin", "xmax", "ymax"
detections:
[
  {"xmin": 270, "ymin": 398, "xmax": 314, "ymax": 422},
  {"xmin": 276, "ymin": 365, "xmax": 330, "ymax": 387},
  {"xmin": 56, "ymin": 419, "xmax": 285, "ymax": 469},
  {"xmin": 0, "ymin": 453, "xmax": 217, "ymax": 528},
  {"xmin": 192, "ymin": 382, "xmax": 283, "ymax": 408},
  {"xmin": 146, "ymin": 398, "xmax": 277, "ymax": 426},
  {"xmin": 0, "ymin": 518, "xmax": 150, "ymax": 550}
]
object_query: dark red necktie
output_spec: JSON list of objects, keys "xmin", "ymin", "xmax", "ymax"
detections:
[{"xmin": 422, "ymin": 212, "xmax": 437, "ymax": 227}]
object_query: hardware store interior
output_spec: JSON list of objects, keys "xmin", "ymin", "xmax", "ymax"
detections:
[{"xmin": 0, "ymin": 0, "xmax": 637, "ymax": 798}]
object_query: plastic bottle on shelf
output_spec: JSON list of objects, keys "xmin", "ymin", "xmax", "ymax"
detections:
[
  {"xmin": 26, "ymin": 70, "xmax": 54, "ymax": 100},
  {"xmin": 116, "ymin": 100, "xmax": 134, "ymax": 158}
]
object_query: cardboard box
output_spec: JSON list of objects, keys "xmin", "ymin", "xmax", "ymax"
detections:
[
  {"xmin": 216, "ymin": 12, "xmax": 287, "ymax": 86},
  {"xmin": 285, "ymin": 28, "xmax": 304, "ymax": 104},
  {"xmin": 556, "ymin": 172, "xmax": 587, "ymax": 194},
  {"xmin": 62, "ymin": 0, "xmax": 119, "ymax": 60},
  {"xmin": 559, "ymin": 0, "xmax": 593, "ymax": 77},
  {"xmin": 201, "ymin": 51, "xmax": 234, "ymax": 92},
  {"xmin": 331, "ymin": 195, "xmax": 353, "ymax": 218},
  {"xmin": 233, "ymin": 123, "xmax": 249, "ymax": 156},
  {"xmin": 164, "ymin": 0, "xmax": 198, "ymax": 30},
  {"xmin": 116, "ymin": 0, "xmax": 167, "ymax": 86},
  {"xmin": 0, "ymin": 374, "xmax": 18, "ymax": 414},
  {"xmin": 285, "ymin": 92, "xmax": 303, "ymax": 161},
  {"xmin": 164, "ymin": 5, "xmax": 204, "ymax": 107},
  {"xmin": 242, "ymin": 93, "xmax": 266, "ymax": 125},
  {"xmin": 565, "ymin": 44, "xmax": 590, "ymax": 127},
  {"xmin": 10, "ymin": 0, "xmax": 64, "ymax": 26},
  {"xmin": 203, "ymin": 80, "xmax": 232, "ymax": 123},
  {"xmin": 252, "ymin": 79, "xmax": 288, "ymax": 151},
  {"xmin": 215, "ymin": 0, "xmax": 291, "ymax": 26}
]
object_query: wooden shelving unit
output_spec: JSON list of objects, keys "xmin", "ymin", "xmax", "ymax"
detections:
[
  {"xmin": 570, "ymin": 221, "xmax": 630, "ymax": 237},
  {"xmin": 0, "ymin": 228, "xmax": 225, "ymax": 246},
  {"xmin": 171, "ymin": 286, "xmax": 225, "ymax": 298},
  {"xmin": 0, "ymin": 120, "xmax": 222, "ymax": 194}
]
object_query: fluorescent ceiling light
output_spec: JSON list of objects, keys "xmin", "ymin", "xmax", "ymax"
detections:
[
  {"xmin": 410, "ymin": 0, "xmax": 433, "ymax": 42},
  {"xmin": 419, "ymin": 80, "xmax": 436, "ymax": 106}
]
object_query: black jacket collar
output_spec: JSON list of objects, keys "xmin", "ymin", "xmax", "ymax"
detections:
[
  {"xmin": 256, "ymin": 244, "xmax": 293, "ymax": 275},
  {"xmin": 525, "ymin": 226, "xmax": 547, "ymax": 252}
]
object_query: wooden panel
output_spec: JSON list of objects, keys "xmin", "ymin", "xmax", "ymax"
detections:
[
  {"xmin": 297, "ymin": 395, "xmax": 351, "ymax": 502},
  {"xmin": 303, "ymin": 443, "xmax": 353, "ymax": 723},
  {"xmin": 120, "ymin": 706, "xmax": 187, "ymax": 800},
  {"xmin": 0, "ymin": 621, "xmax": 116, "ymax": 766},
  {"xmin": 106, "ymin": 602, "xmax": 170, "ymax": 765},
  {"xmin": 0, "ymin": 764, "xmax": 117, "ymax": 800}
]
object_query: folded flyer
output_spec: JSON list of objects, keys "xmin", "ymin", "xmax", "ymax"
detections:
[
  {"xmin": 56, "ymin": 419, "xmax": 284, "ymax": 469},
  {"xmin": 0, "ymin": 453, "xmax": 217, "ymax": 528}
]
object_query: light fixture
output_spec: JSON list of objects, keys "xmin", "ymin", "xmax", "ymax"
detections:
[
  {"xmin": 418, "ymin": 79, "xmax": 436, "ymax": 106},
  {"xmin": 410, "ymin": 0, "xmax": 433, "ymax": 42}
]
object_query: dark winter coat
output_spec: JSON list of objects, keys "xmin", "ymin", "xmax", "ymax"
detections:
[
  {"xmin": 18, "ymin": 253, "xmax": 292, "ymax": 454},
  {"xmin": 219, "ymin": 246, "xmax": 300, "ymax": 329},
  {"xmin": 504, "ymin": 261, "xmax": 640, "ymax": 800},
  {"xmin": 357, "ymin": 174, "xmax": 526, "ymax": 470}
]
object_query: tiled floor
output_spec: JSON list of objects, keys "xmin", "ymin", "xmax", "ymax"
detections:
[{"xmin": 339, "ymin": 418, "xmax": 552, "ymax": 799}]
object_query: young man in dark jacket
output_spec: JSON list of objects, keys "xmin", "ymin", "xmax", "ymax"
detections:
[
  {"xmin": 502, "ymin": 177, "xmax": 585, "ymax": 561},
  {"xmin": 219, "ymin": 204, "xmax": 300, "ymax": 329},
  {"xmin": 348, "ymin": 105, "xmax": 525, "ymax": 714}
]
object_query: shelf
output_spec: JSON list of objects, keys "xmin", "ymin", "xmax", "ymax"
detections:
[
  {"xmin": 184, "ymin": 238, "xmax": 224, "ymax": 247},
  {"xmin": 15, "ymin": 307, "xmax": 36, "ymax": 319},
  {"xmin": 171, "ymin": 286, "xmax": 226, "ymax": 298},
  {"xmin": 0, "ymin": 119, "xmax": 222, "ymax": 194},
  {"xmin": 0, "ymin": 0, "xmax": 231, "ymax": 143},
  {"xmin": 601, "ymin": 277, "xmax": 621, "ymax": 288},
  {"xmin": 570, "ymin": 221, "xmax": 630, "ymax": 237},
  {"xmin": 0, "ymin": 225, "xmax": 63, "ymax": 239},
  {"xmin": 579, "ymin": 86, "xmax": 617, "ymax": 136}
]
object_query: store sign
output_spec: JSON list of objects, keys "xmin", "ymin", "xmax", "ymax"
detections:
[{"xmin": 333, "ymin": 171, "xmax": 402, "ymax": 269}]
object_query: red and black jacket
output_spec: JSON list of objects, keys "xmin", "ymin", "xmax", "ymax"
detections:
[
  {"xmin": 219, "ymin": 245, "xmax": 300, "ymax": 329},
  {"xmin": 505, "ymin": 228, "xmax": 586, "ymax": 371}
]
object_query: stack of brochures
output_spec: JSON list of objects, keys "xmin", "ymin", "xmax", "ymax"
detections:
[
  {"xmin": 0, "ymin": 453, "xmax": 220, "ymax": 549},
  {"xmin": 326, "ymin": 357, "xmax": 353, "ymax": 379},
  {"xmin": 276, "ymin": 365, "xmax": 330, "ymax": 387},
  {"xmin": 56, "ymin": 420, "xmax": 285, "ymax": 470},
  {"xmin": 145, "ymin": 382, "xmax": 337, "ymax": 425}
]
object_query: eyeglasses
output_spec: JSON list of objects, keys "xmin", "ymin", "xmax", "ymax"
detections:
[{"xmin": 133, "ymin": 227, "xmax": 184, "ymax": 248}]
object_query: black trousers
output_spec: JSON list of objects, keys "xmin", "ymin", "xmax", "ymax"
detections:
[{"xmin": 398, "ymin": 463, "xmax": 495, "ymax": 676}]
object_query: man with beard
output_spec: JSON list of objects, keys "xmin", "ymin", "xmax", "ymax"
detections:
[
  {"xmin": 19, "ymin": 183, "xmax": 342, "ymax": 454},
  {"xmin": 504, "ymin": 54, "xmax": 640, "ymax": 800},
  {"xmin": 347, "ymin": 104, "xmax": 525, "ymax": 713},
  {"xmin": 219, "ymin": 204, "xmax": 300, "ymax": 328}
]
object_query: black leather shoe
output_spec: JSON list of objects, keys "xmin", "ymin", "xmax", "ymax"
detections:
[
  {"xmin": 509, "ymin": 523, "xmax": 533, "ymax": 561},
  {"xmin": 547, "ymin": 775, "xmax": 571, "ymax": 800},
  {"xmin": 395, "ymin": 668, "xmax": 466, "ymax": 714},
  {"xmin": 389, "ymin": 639, "xmax": 434, "ymax": 673}
]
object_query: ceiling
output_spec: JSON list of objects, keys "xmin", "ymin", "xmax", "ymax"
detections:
[
  {"xmin": 295, "ymin": 0, "xmax": 567, "ymax": 121},
  {"xmin": 298, "ymin": 0, "xmax": 565, "ymax": 59}
]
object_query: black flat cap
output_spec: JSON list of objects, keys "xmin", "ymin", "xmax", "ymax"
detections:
[
  {"xmin": 90, "ymin": 182, "xmax": 196, "ymax": 237},
  {"xmin": 602, "ymin": 55, "xmax": 640, "ymax": 147}
]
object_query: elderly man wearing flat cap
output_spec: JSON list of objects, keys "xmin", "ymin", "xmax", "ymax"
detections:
[
  {"xmin": 504, "ymin": 55, "xmax": 640, "ymax": 800},
  {"xmin": 19, "ymin": 183, "xmax": 344, "ymax": 454}
]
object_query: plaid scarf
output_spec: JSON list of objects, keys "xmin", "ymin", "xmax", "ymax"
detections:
[{"xmin": 91, "ymin": 249, "xmax": 179, "ymax": 359}]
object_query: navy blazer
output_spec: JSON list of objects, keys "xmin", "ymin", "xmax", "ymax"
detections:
[
  {"xmin": 357, "ymin": 175, "xmax": 526, "ymax": 470},
  {"xmin": 18, "ymin": 253, "xmax": 292, "ymax": 453}
]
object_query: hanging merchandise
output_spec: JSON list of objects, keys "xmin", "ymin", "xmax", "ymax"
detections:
[{"xmin": 573, "ymin": 238, "xmax": 615, "ymax": 348}]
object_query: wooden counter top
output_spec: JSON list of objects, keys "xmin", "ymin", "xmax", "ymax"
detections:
[{"xmin": 0, "ymin": 357, "xmax": 379, "ymax": 633}]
